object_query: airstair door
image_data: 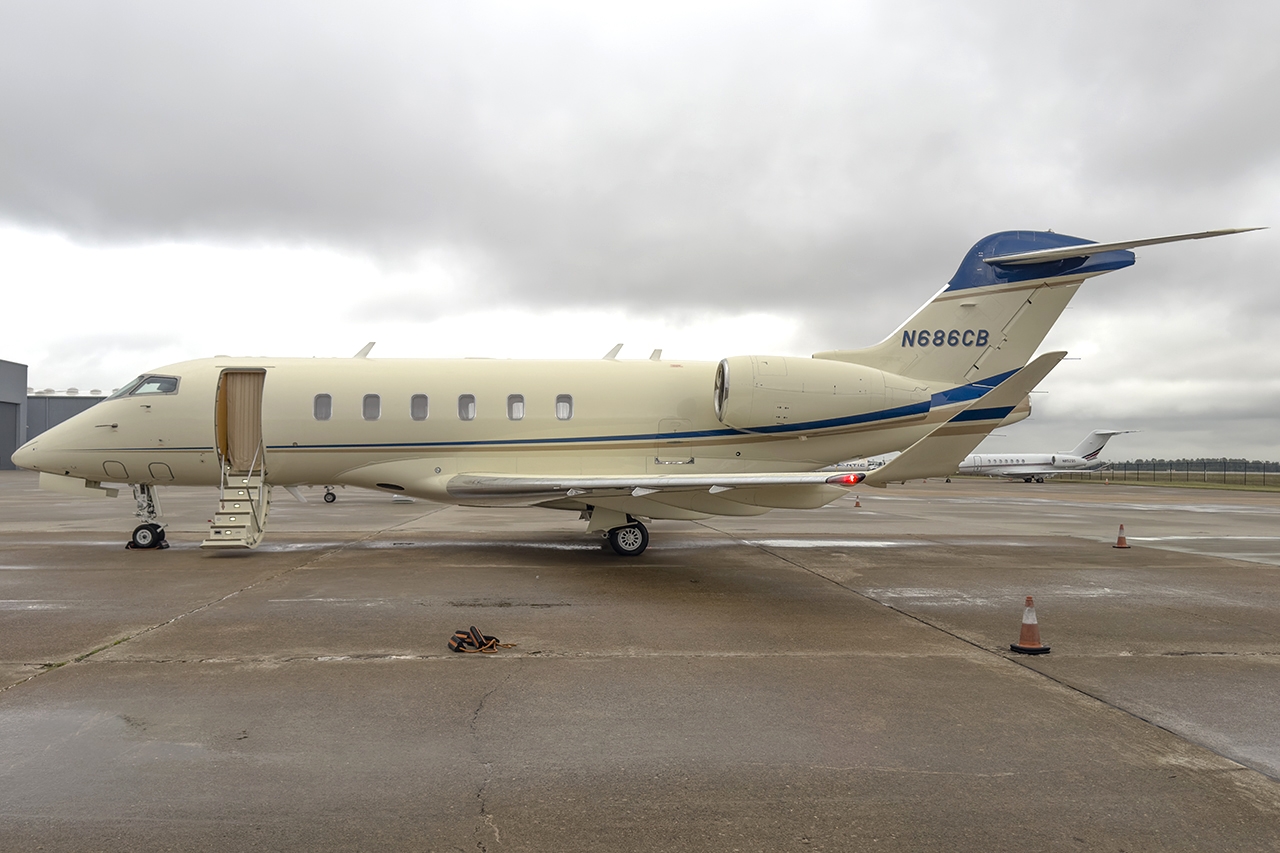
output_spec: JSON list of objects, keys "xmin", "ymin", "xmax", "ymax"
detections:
[
  {"xmin": 216, "ymin": 370, "xmax": 266, "ymax": 474},
  {"xmin": 205, "ymin": 369, "xmax": 271, "ymax": 550}
]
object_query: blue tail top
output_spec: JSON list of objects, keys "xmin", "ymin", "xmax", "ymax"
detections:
[{"xmin": 946, "ymin": 231, "xmax": 1135, "ymax": 292}]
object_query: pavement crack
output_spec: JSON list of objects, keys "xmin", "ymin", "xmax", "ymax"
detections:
[
  {"xmin": 700, "ymin": 522, "xmax": 1280, "ymax": 784},
  {"xmin": 470, "ymin": 668, "xmax": 516, "ymax": 851},
  {"xmin": 1, "ymin": 523, "xmax": 418, "ymax": 695}
]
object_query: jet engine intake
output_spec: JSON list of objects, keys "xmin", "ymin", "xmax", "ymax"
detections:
[{"xmin": 713, "ymin": 356, "xmax": 929, "ymax": 431}]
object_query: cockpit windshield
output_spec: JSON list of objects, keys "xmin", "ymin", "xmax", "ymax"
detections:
[{"xmin": 106, "ymin": 375, "xmax": 180, "ymax": 399}]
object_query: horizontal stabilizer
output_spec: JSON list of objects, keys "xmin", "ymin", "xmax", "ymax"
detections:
[
  {"xmin": 984, "ymin": 228, "xmax": 1263, "ymax": 266},
  {"xmin": 863, "ymin": 352, "xmax": 1066, "ymax": 486}
]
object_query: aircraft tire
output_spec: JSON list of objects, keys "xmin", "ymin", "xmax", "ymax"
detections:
[
  {"xmin": 608, "ymin": 523, "xmax": 649, "ymax": 557},
  {"xmin": 323, "ymin": 491, "xmax": 337, "ymax": 503},
  {"xmin": 131, "ymin": 523, "xmax": 161, "ymax": 549}
]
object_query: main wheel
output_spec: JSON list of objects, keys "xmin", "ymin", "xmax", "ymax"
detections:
[
  {"xmin": 323, "ymin": 491, "xmax": 337, "ymax": 503},
  {"xmin": 608, "ymin": 523, "xmax": 649, "ymax": 557},
  {"xmin": 131, "ymin": 523, "xmax": 161, "ymax": 549}
]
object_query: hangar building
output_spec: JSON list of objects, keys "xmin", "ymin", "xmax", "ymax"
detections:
[{"xmin": 0, "ymin": 359, "xmax": 106, "ymax": 470}]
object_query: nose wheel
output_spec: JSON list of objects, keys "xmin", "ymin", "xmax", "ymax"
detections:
[
  {"xmin": 128, "ymin": 523, "xmax": 168, "ymax": 550},
  {"xmin": 607, "ymin": 522, "xmax": 649, "ymax": 556},
  {"xmin": 125, "ymin": 484, "xmax": 169, "ymax": 549}
]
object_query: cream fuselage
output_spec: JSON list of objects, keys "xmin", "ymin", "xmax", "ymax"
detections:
[{"xmin": 22, "ymin": 355, "xmax": 964, "ymax": 501}]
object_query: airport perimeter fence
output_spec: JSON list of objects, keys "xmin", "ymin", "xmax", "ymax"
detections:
[{"xmin": 1058, "ymin": 459, "xmax": 1280, "ymax": 487}]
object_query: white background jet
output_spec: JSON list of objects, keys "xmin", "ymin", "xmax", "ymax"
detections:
[{"xmin": 958, "ymin": 429, "xmax": 1137, "ymax": 482}]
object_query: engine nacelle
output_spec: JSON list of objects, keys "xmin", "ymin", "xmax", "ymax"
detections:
[
  {"xmin": 713, "ymin": 356, "xmax": 930, "ymax": 431},
  {"xmin": 1051, "ymin": 454, "xmax": 1087, "ymax": 469}
]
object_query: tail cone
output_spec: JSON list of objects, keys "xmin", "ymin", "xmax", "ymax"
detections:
[
  {"xmin": 1113, "ymin": 524, "xmax": 1130, "ymax": 549},
  {"xmin": 1010, "ymin": 595, "xmax": 1050, "ymax": 654}
]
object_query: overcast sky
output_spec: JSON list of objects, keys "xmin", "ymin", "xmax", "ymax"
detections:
[{"xmin": 1, "ymin": 1, "xmax": 1276, "ymax": 460}]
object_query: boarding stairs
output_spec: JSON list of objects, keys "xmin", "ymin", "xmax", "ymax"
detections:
[{"xmin": 201, "ymin": 445, "xmax": 272, "ymax": 550}]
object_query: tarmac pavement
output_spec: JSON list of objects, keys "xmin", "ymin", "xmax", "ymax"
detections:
[{"xmin": 1, "ymin": 471, "xmax": 1278, "ymax": 851}]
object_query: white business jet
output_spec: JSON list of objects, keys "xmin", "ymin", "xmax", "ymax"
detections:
[
  {"xmin": 11, "ymin": 228, "xmax": 1259, "ymax": 555},
  {"xmin": 958, "ymin": 429, "xmax": 1137, "ymax": 482}
]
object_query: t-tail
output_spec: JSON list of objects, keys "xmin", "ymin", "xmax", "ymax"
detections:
[
  {"xmin": 815, "ymin": 228, "xmax": 1261, "ymax": 385},
  {"xmin": 1070, "ymin": 429, "xmax": 1137, "ymax": 461}
]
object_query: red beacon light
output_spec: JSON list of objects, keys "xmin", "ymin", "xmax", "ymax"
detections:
[{"xmin": 825, "ymin": 472, "xmax": 865, "ymax": 486}]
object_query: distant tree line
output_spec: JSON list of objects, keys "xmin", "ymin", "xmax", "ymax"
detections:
[
  {"xmin": 1060, "ymin": 457, "xmax": 1279, "ymax": 486},
  {"xmin": 1119, "ymin": 458, "xmax": 1279, "ymax": 473}
]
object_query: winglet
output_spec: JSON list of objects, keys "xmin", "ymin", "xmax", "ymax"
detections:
[
  {"xmin": 863, "ymin": 352, "xmax": 1067, "ymax": 486},
  {"xmin": 354, "ymin": 342, "xmax": 376, "ymax": 358},
  {"xmin": 603, "ymin": 343, "xmax": 623, "ymax": 360}
]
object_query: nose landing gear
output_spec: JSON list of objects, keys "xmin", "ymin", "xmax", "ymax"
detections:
[{"xmin": 126, "ymin": 484, "xmax": 169, "ymax": 550}]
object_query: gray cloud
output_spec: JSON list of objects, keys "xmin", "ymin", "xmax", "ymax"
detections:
[{"xmin": 1, "ymin": 1, "xmax": 1277, "ymax": 455}]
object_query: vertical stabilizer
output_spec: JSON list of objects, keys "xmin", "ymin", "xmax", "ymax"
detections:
[
  {"xmin": 1070, "ymin": 429, "xmax": 1136, "ymax": 461},
  {"xmin": 815, "ymin": 231, "xmax": 1135, "ymax": 384}
]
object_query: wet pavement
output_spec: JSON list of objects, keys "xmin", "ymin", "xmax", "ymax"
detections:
[{"xmin": 1, "ymin": 472, "xmax": 1278, "ymax": 851}]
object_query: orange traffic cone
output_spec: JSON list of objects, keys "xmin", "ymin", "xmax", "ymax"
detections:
[
  {"xmin": 854, "ymin": 496, "xmax": 862, "ymax": 508},
  {"xmin": 1113, "ymin": 524, "xmax": 1130, "ymax": 549},
  {"xmin": 1010, "ymin": 596, "xmax": 1050, "ymax": 654}
]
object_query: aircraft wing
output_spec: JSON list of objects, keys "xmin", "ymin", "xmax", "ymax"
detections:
[
  {"xmin": 863, "ymin": 351, "xmax": 1066, "ymax": 486},
  {"xmin": 443, "ymin": 470, "xmax": 867, "ymax": 502}
]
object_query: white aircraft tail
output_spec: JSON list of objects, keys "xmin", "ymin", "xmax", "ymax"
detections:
[
  {"xmin": 815, "ymin": 228, "xmax": 1260, "ymax": 385},
  {"xmin": 1069, "ymin": 429, "xmax": 1136, "ymax": 461}
]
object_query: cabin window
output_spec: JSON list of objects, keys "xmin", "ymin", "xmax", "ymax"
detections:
[
  {"xmin": 459, "ymin": 394, "xmax": 476, "ymax": 421},
  {"xmin": 555, "ymin": 394, "xmax": 573, "ymax": 421},
  {"xmin": 313, "ymin": 394, "xmax": 332, "ymax": 421},
  {"xmin": 507, "ymin": 394, "xmax": 524, "ymax": 421},
  {"xmin": 411, "ymin": 394, "xmax": 429, "ymax": 421},
  {"xmin": 363, "ymin": 394, "xmax": 381, "ymax": 421}
]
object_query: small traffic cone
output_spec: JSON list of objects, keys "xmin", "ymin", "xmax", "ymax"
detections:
[
  {"xmin": 1113, "ymin": 524, "xmax": 1130, "ymax": 549},
  {"xmin": 1010, "ymin": 596, "xmax": 1050, "ymax": 654},
  {"xmin": 854, "ymin": 496, "xmax": 862, "ymax": 508}
]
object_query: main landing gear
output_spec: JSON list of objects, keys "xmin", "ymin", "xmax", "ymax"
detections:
[
  {"xmin": 127, "ymin": 483, "xmax": 169, "ymax": 550},
  {"xmin": 607, "ymin": 522, "xmax": 649, "ymax": 557}
]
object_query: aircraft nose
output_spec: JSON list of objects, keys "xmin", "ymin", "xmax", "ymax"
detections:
[{"xmin": 11, "ymin": 439, "xmax": 39, "ymax": 471}]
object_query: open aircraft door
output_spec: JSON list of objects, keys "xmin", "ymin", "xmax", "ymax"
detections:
[
  {"xmin": 215, "ymin": 370, "xmax": 266, "ymax": 474},
  {"xmin": 204, "ymin": 369, "xmax": 271, "ymax": 550}
]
